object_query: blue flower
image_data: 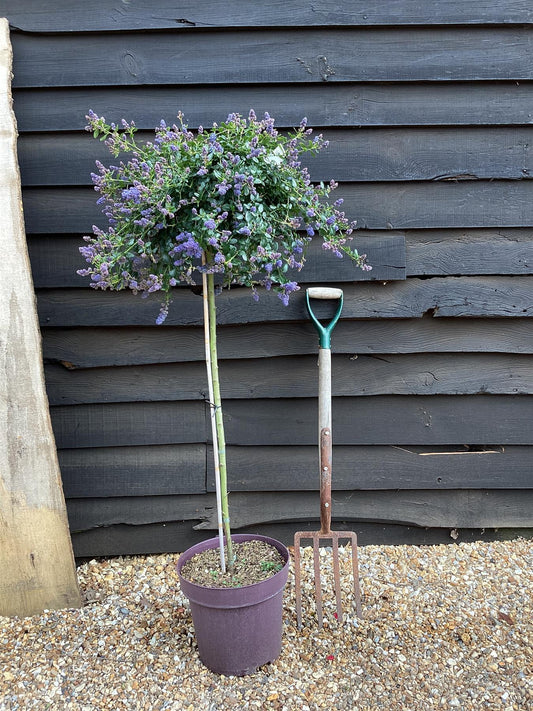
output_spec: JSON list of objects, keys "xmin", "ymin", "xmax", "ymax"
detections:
[
  {"xmin": 216, "ymin": 182, "xmax": 230, "ymax": 195},
  {"xmin": 204, "ymin": 219, "xmax": 216, "ymax": 230},
  {"xmin": 169, "ymin": 232, "xmax": 203, "ymax": 260},
  {"xmin": 278, "ymin": 280, "xmax": 299, "ymax": 306}
]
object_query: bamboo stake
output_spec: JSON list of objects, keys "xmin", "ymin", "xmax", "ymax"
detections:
[
  {"xmin": 206, "ymin": 268, "xmax": 234, "ymax": 569},
  {"xmin": 201, "ymin": 254, "xmax": 226, "ymax": 572}
]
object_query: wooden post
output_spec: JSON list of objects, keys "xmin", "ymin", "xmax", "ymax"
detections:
[{"xmin": 0, "ymin": 18, "xmax": 81, "ymax": 617}]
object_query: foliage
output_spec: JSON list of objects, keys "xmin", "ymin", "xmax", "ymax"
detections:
[
  {"xmin": 79, "ymin": 110, "xmax": 371, "ymax": 322},
  {"xmin": 78, "ymin": 109, "xmax": 371, "ymax": 573}
]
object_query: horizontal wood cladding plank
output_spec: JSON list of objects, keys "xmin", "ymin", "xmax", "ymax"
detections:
[
  {"xmin": 219, "ymin": 395, "xmax": 533, "ymax": 446},
  {"xmin": 73, "ymin": 522, "xmax": 521, "ymax": 558},
  {"xmin": 29, "ymin": 227, "xmax": 533, "ymax": 289},
  {"xmin": 59, "ymin": 444, "xmax": 206, "ymax": 497},
  {"xmin": 14, "ymin": 83, "xmax": 533, "ymax": 132},
  {"xmin": 50, "ymin": 395, "xmax": 533, "ymax": 447},
  {"xmin": 19, "ymin": 127, "xmax": 533, "ymax": 186},
  {"xmin": 70, "ymin": 522, "xmax": 213, "ymax": 558},
  {"xmin": 405, "ymin": 228, "xmax": 533, "ymax": 276},
  {"xmin": 44, "ymin": 353, "xmax": 533, "ymax": 405},
  {"xmin": 50, "ymin": 401, "xmax": 205, "ymax": 449},
  {"xmin": 22, "ymin": 181, "xmax": 533, "ymax": 233},
  {"xmin": 66, "ymin": 490, "xmax": 533, "ymax": 531},
  {"xmin": 341, "ymin": 181, "xmax": 533, "ymax": 231},
  {"xmin": 56, "ymin": 443, "xmax": 533, "ymax": 497},
  {"xmin": 208, "ymin": 445, "xmax": 533, "ymax": 491},
  {"xmin": 247, "ymin": 523, "xmax": 533, "ymax": 547},
  {"xmin": 28, "ymin": 233, "xmax": 404, "ymax": 289},
  {"xmin": 37, "ymin": 276, "xmax": 533, "ymax": 327},
  {"xmin": 66, "ymin": 494, "xmax": 211, "ymax": 531},
  {"xmin": 11, "ymin": 28, "xmax": 533, "ymax": 88},
  {"xmin": 6, "ymin": 0, "xmax": 533, "ymax": 32},
  {"xmin": 195, "ymin": 490, "xmax": 533, "ymax": 530},
  {"xmin": 41, "ymin": 318, "xmax": 533, "ymax": 370}
]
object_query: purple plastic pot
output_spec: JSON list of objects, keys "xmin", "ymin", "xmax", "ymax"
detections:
[{"xmin": 177, "ymin": 534, "xmax": 290, "ymax": 676}]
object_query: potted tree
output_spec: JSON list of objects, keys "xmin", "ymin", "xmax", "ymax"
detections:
[{"xmin": 78, "ymin": 110, "xmax": 371, "ymax": 674}]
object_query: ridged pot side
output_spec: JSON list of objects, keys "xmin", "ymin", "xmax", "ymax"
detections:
[{"xmin": 177, "ymin": 534, "xmax": 290, "ymax": 676}]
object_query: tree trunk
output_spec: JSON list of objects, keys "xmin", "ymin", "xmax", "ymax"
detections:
[{"xmin": 0, "ymin": 18, "xmax": 81, "ymax": 617}]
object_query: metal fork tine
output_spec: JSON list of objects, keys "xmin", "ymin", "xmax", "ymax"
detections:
[
  {"xmin": 350, "ymin": 534, "xmax": 363, "ymax": 618},
  {"xmin": 332, "ymin": 536, "xmax": 343, "ymax": 623},
  {"xmin": 313, "ymin": 537, "xmax": 323, "ymax": 628},
  {"xmin": 294, "ymin": 533, "xmax": 303, "ymax": 629},
  {"xmin": 293, "ymin": 531, "xmax": 362, "ymax": 628}
]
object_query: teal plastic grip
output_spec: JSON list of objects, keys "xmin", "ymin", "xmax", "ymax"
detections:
[{"xmin": 306, "ymin": 289, "xmax": 343, "ymax": 349}]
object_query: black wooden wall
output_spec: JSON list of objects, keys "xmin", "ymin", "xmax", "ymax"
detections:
[{"xmin": 5, "ymin": 1, "xmax": 533, "ymax": 556}]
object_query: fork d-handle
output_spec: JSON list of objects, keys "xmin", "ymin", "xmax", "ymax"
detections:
[
  {"xmin": 306, "ymin": 287, "xmax": 344, "ymax": 350},
  {"xmin": 306, "ymin": 288, "xmax": 343, "ymax": 533}
]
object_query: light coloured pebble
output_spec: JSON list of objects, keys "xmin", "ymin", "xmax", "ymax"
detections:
[{"xmin": 0, "ymin": 539, "xmax": 532, "ymax": 710}]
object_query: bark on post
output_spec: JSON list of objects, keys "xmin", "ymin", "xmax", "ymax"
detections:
[{"xmin": 0, "ymin": 18, "xmax": 81, "ymax": 617}]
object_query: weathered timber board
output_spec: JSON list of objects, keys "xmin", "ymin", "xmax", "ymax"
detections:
[
  {"xmin": 70, "ymin": 522, "xmax": 212, "ymax": 558},
  {"xmin": 71, "ymin": 521, "xmax": 531, "ymax": 558},
  {"xmin": 207, "ymin": 445, "xmax": 533, "ymax": 491},
  {"xmin": 66, "ymin": 494, "xmax": 211, "ymax": 531},
  {"xmin": 56, "ymin": 442, "xmax": 532, "ymax": 497},
  {"xmin": 18, "ymin": 127, "xmax": 533, "ymax": 186},
  {"xmin": 37, "ymin": 276, "xmax": 533, "ymax": 327},
  {"xmin": 22, "ymin": 181, "xmax": 533, "ymax": 233},
  {"xmin": 339, "ymin": 181, "xmax": 533, "ymax": 231},
  {"xmin": 65, "ymin": 490, "xmax": 533, "ymax": 531},
  {"xmin": 196, "ymin": 491, "xmax": 533, "ymax": 530},
  {"xmin": 0, "ymin": 17, "xmax": 80, "ymax": 616},
  {"xmin": 405, "ymin": 228, "xmax": 533, "ymax": 276},
  {"xmin": 218, "ymin": 395, "xmax": 533, "ymax": 446},
  {"xmin": 58, "ymin": 444, "xmax": 206, "ymax": 497},
  {"xmin": 11, "ymin": 28, "xmax": 533, "ymax": 87},
  {"xmin": 14, "ymin": 83, "xmax": 533, "ymax": 132},
  {"xmin": 28, "ymin": 233, "xmax": 405, "ymax": 288},
  {"xmin": 46, "ymin": 361, "xmax": 210, "ymax": 405},
  {"xmin": 6, "ymin": 0, "xmax": 532, "ymax": 32},
  {"xmin": 50, "ymin": 395, "xmax": 533, "ymax": 448},
  {"xmin": 41, "ymin": 319, "xmax": 533, "ymax": 368},
  {"xmin": 246, "ymin": 523, "xmax": 533, "ymax": 548},
  {"xmin": 50, "ymin": 401, "xmax": 205, "ymax": 449},
  {"xmin": 44, "ymin": 353, "xmax": 533, "ymax": 405}
]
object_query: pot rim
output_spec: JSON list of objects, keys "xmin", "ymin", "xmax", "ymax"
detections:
[{"xmin": 177, "ymin": 533, "xmax": 290, "ymax": 592}]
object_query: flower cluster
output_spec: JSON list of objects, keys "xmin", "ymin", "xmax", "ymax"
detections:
[{"xmin": 79, "ymin": 110, "xmax": 371, "ymax": 323}]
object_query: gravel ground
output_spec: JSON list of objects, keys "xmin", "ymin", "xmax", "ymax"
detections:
[{"xmin": 1, "ymin": 538, "xmax": 532, "ymax": 710}]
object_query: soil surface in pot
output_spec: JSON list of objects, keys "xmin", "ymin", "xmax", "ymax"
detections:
[{"xmin": 180, "ymin": 540, "xmax": 285, "ymax": 588}]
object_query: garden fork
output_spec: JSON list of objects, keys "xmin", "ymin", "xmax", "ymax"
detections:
[{"xmin": 294, "ymin": 287, "xmax": 362, "ymax": 628}]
